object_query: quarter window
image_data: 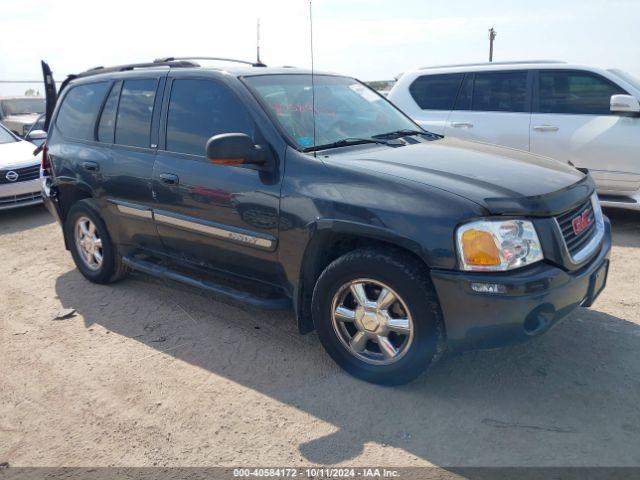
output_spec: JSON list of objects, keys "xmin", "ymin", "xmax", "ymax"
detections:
[
  {"xmin": 166, "ymin": 79, "xmax": 253, "ymax": 156},
  {"xmin": 115, "ymin": 79, "xmax": 157, "ymax": 148},
  {"xmin": 55, "ymin": 82, "xmax": 110, "ymax": 140},
  {"xmin": 472, "ymin": 71, "xmax": 528, "ymax": 112},
  {"xmin": 408, "ymin": 73, "xmax": 464, "ymax": 110},
  {"xmin": 537, "ymin": 70, "xmax": 626, "ymax": 115}
]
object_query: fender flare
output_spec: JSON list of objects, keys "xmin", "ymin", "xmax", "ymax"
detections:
[{"xmin": 294, "ymin": 218, "xmax": 429, "ymax": 334}]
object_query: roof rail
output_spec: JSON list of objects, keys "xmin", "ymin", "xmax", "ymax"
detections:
[
  {"xmin": 419, "ymin": 60, "xmax": 566, "ymax": 70},
  {"xmin": 154, "ymin": 56, "xmax": 267, "ymax": 68},
  {"xmin": 75, "ymin": 60, "xmax": 200, "ymax": 79}
]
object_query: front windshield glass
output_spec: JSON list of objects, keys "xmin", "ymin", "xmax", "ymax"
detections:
[
  {"xmin": 1, "ymin": 98, "xmax": 45, "ymax": 116},
  {"xmin": 244, "ymin": 74, "xmax": 420, "ymax": 150},
  {"xmin": 0, "ymin": 125, "xmax": 16, "ymax": 144},
  {"xmin": 609, "ymin": 69, "xmax": 640, "ymax": 91}
]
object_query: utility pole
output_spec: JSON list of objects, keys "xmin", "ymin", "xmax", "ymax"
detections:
[{"xmin": 488, "ymin": 27, "xmax": 497, "ymax": 62}]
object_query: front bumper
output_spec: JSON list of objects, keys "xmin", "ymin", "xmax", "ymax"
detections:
[
  {"xmin": 431, "ymin": 218, "xmax": 612, "ymax": 352},
  {"xmin": 0, "ymin": 178, "xmax": 43, "ymax": 210}
]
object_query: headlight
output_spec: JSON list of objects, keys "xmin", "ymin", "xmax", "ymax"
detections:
[{"xmin": 456, "ymin": 219, "xmax": 543, "ymax": 271}]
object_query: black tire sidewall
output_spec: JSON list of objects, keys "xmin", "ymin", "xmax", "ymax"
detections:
[
  {"xmin": 65, "ymin": 201, "xmax": 117, "ymax": 284},
  {"xmin": 312, "ymin": 250, "xmax": 442, "ymax": 385}
]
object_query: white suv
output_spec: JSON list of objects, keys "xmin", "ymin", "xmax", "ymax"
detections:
[{"xmin": 388, "ymin": 61, "xmax": 640, "ymax": 210}]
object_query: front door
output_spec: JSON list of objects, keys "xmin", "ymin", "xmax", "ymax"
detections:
[
  {"xmin": 445, "ymin": 70, "xmax": 532, "ymax": 151},
  {"xmin": 152, "ymin": 75, "xmax": 283, "ymax": 285},
  {"xmin": 530, "ymin": 69, "xmax": 640, "ymax": 195}
]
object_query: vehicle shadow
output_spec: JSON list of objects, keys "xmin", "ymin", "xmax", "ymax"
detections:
[
  {"xmin": 54, "ymin": 264, "xmax": 640, "ymax": 467},
  {"xmin": 0, "ymin": 204, "xmax": 52, "ymax": 234},
  {"xmin": 604, "ymin": 208, "xmax": 640, "ymax": 248}
]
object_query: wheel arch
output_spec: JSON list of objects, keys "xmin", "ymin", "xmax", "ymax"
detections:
[
  {"xmin": 294, "ymin": 219, "xmax": 432, "ymax": 334},
  {"xmin": 56, "ymin": 179, "xmax": 97, "ymax": 249}
]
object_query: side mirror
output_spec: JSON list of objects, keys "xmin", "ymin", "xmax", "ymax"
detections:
[
  {"xmin": 206, "ymin": 133, "xmax": 272, "ymax": 169},
  {"xmin": 610, "ymin": 94, "xmax": 640, "ymax": 115},
  {"xmin": 26, "ymin": 129, "xmax": 47, "ymax": 141}
]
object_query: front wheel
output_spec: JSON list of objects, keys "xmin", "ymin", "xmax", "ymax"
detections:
[{"xmin": 312, "ymin": 249, "xmax": 444, "ymax": 385}]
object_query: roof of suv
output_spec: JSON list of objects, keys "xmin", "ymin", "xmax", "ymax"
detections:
[
  {"xmin": 398, "ymin": 60, "xmax": 615, "ymax": 77},
  {"xmin": 64, "ymin": 58, "xmax": 331, "ymax": 86}
]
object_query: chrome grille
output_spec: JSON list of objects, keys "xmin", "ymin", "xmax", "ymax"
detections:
[
  {"xmin": 0, "ymin": 191, "xmax": 42, "ymax": 209},
  {"xmin": 555, "ymin": 194, "xmax": 603, "ymax": 263},
  {"xmin": 0, "ymin": 164, "xmax": 41, "ymax": 184}
]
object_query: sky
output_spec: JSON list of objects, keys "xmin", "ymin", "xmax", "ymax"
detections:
[{"xmin": 1, "ymin": 0, "xmax": 639, "ymax": 96}]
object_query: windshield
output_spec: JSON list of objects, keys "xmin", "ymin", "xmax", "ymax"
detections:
[
  {"xmin": 1, "ymin": 98, "xmax": 46, "ymax": 116},
  {"xmin": 244, "ymin": 74, "xmax": 420, "ymax": 150},
  {"xmin": 609, "ymin": 69, "xmax": 640, "ymax": 91},
  {"xmin": 0, "ymin": 124, "xmax": 17, "ymax": 144}
]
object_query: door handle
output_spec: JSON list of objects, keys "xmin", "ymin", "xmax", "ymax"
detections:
[
  {"xmin": 451, "ymin": 122, "xmax": 474, "ymax": 128},
  {"xmin": 533, "ymin": 125, "xmax": 559, "ymax": 132},
  {"xmin": 82, "ymin": 161, "xmax": 99, "ymax": 172},
  {"xmin": 159, "ymin": 173, "xmax": 179, "ymax": 185}
]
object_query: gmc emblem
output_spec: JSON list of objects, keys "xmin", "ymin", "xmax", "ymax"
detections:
[{"xmin": 572, "ymin": 209, "xmax": 592, "ymax": 236}]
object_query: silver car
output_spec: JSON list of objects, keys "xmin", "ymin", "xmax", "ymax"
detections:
[{"xmin": 0, "ymin": 123, "xmax": 42, "ymax": 210}]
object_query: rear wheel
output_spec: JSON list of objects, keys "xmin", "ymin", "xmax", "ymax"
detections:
[
  {"xmin": 65, "ymin": 201, "xmax": 128, "ymax": 284},
  {"xmin": 312, "ymin": 249, "xmax": 444, "ymax": 385}
]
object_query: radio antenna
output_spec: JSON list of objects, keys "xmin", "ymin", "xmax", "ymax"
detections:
[
  {"xmin": 309, "ymin": 0, "xmax": 317, "ymax": 156},
  {"xmin": 256, "ymin": 18, "xmax": 262, "ymax": 65}
]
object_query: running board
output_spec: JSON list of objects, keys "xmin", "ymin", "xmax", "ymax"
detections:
[{"xmin": 122, "ymin": 256, "xmax": 291, "ymax": 310}]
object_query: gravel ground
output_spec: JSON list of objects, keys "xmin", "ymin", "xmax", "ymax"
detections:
[{"xmin": 0, "ymin": 205, "xmax": 639, "ymax": 468}]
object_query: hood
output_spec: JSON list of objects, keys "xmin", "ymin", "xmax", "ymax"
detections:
[
  {"xmin": 0, "ymin": 140, "xmax": 40, "ymax": 169},
  {"xmin": 322, "ymin": 137, "xmax": 593, "ymax": 216}
]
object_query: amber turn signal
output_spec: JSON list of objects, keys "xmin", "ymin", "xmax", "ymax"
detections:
[
  {"xmin": 460, "ymin": 229, "xmax": 501, "ymax": 266},
  {"xmin": 208, "ymin": 158, "xmax": 244, "ymax": 166}
]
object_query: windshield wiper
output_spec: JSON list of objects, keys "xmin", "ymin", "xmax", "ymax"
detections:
[
  {"xmin": 302, "ymin": 137, "xmax": 392, "ymax": 153},
  {"xmin": 373, "ymin": 129, "xmax": 431, "ymax": 139}
]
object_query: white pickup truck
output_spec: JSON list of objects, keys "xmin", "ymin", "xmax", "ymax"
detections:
[{"xmin": 0, "ymin": 96, "xmax": 45, "ymax": 137}]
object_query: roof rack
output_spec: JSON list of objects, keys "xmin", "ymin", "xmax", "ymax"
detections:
[
  {"xmin": 75, "ymin": 60, "xmax": 200, "ymax": 79},
  {"xmin": 419, "ymin": 60, "xmax": 566, "ymax": 70},
  {"xmin": 154, "ymin": 56, "xmax": 267, "ymax": 68}
]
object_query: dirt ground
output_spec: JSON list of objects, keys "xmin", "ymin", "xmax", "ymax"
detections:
[{"xmin": 1, "ymin": 204, "xmax": 639, "ymax": 468}]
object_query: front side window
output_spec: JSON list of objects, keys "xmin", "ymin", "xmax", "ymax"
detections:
[
  {"xmin": 55, "ymin": 82, "xmax": 110, "ymax": 140},
  {"xmin": 408, "ymin": 73, "xmax": 464, "ymax": 110},
  {"xmin": 0, "ymin": 98, "xmax": 45, "ymax": 116},
  {"xmin": 537, "ymin": 70, "xmax": 626, "ymax": 115},
  {"xmin": 115, "ymin": 79, "xmax": 157, "ymax": 148},
  {"xmin": 166, "ymin": 79, "xmax": 254, "ymax": 156},
  {"xmin": 472, "ymin": 71, "xmax": 528, "ymax": 112},
  {"xmin": 244, "ymin": 74, "xmax": 419, "ymax": 150}
]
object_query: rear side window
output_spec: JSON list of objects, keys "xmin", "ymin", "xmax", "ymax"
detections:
[
  {"xmin": 408, "ymin": 73, "xmax": 464, "ymax": 110},
  {"xmin": 97, "ymin": 82, "xmax": 121, "ymax": 143},
  {"xmin": 115, "ymin": 79, "xmax": 157, "ymax": 148},
  {"xmin": 56, "ymin": 82, "xmax": 110, "ymax": 140},
  {"xmin": 166, "ymin": 79, "xmax": 253, "ymax": 156},
  {"xmin": 537, "ymin": 70, "xmax": 626, "ymax": 115},
  {"xmin": 472, "ymin": 71, "xmax": 528, "ymax": 112}
]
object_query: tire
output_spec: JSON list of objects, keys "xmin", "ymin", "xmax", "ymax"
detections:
[
  {"xmin": 65, "ymin": 200, "xmax": 129, "ymax": 284},
  {"xmin": 312, "ymin": 249, "xmax": 444, "ymax": 385}
]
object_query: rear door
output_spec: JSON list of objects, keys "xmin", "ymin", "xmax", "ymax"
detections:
[
  {"xmin": 445, "ymin": 70, "xmax": 532, "ymax": 151},
  {"xmin": 401, "ymin": 73, "xmax": 464, "ymax": 134},
  {"xmin": 94, "ymin": 74, "xmax": 166, "ymax": 254},
  {"xmin": 530, "ymin": 69, "xmax": 640, "ymax": 195},
  {"xmin": 151, "ymin": 74, "xmax": 283, "ymax": 284}
]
